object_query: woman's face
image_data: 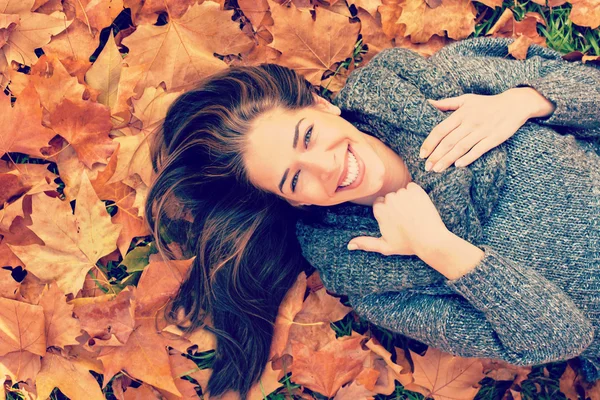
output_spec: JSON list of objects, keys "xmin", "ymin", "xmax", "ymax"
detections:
[{"xmin": 243, "ymin": 94, "xmax": 387, "ymax": 207}]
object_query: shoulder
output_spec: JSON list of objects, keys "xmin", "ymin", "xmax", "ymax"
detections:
[{"xmin": 430, "ymin": 36, "xmax": 564, "ymax": 61}]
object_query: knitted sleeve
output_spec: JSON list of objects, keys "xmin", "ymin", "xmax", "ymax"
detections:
[
  {"xmin": 371, "ymin": 36, "xmax": 600, "ymax": 138},
  {"xmin": 347, "ymin": 245, "xmax": 596, "ymax": 366},
  {"xmin": 295, "ymin": 220, "xmax": 448, "ymax": 297}
]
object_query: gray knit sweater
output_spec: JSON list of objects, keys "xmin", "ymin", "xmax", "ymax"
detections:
[{"xmin": 295, "ymin": 36, "xmax": 600, "ymax": 378}]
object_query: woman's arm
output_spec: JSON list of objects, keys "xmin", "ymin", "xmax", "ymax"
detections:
[
  {"xmin": 368, "ymin": 36, "xmax": 600, "ymax": 138},
  {"xmin": 347, "ymin": 243, "xmax": 596, "ymax": 366}
]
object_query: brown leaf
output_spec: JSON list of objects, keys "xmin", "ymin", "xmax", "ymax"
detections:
[
  {"xmin": 7, "ymin": 172, "xmax": 121, "ymax": 296},
  {"xmin": 0, "ymin": 82, "xmax": 56, "ymax": 159},
  {"xmin": 36, "ymin": 349, "xmax": 105, "ymax": 400},
  {"xmin": 268, "ymin": 0, "xmax": 360, "ymax": 85},
  {"xmin": 85, "ymin": 29, "xmax": 124, "ymax": 118},
  {"xmin": 396, "ymin": 0, "xmax": 477, "ymax": 43},
  {"xmin": 290, "ymin": 332, "xmax": 371, "ymax": 397},
  {"xmin": 0, "ymin": 297, "xmax": 46, "ymax": 357},
  {"xmin": 410, "ymin": 347, "xmax": 486, "ymax": 400},
  {"xmin": 121, "ymin": 2, "xmax": 254, "ymax": 94},
  {"xmin": 38, "ymin": 281, "xmax": 83, "ymax": 349},
  {"xmin": 98, "ymin": 318, "xmax": 182, "ymax": 397},
  {"xmin": 1, "ymin": 1, "xmax": 70, "ymax": 66},
  {"xmin": 63, "ymin": 0, "xmax": 124, "ymax": 33},
  {"xmin": 270, "ymin": 271, "xmax": 307, "ymax": 361},
  {"xmin": 70, "ymin": 287, "xmax": 136, "ymax": 346},
  {"xmin": 48, "ymin": 98, "xmax": 116, "ymax": 169}
]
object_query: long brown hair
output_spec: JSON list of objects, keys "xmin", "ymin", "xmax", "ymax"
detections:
[{"xmin": 144, "ymin": 64, "xmax": 324, "ymax": 399}]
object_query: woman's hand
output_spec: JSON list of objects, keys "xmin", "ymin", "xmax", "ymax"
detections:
[
  {"xmin": 347, "ymin": 182, "xmax": 450, "ymax": 257},
  {"xmin": 419, "ymin": 91, "xmax": 532, "ymax": 173}
]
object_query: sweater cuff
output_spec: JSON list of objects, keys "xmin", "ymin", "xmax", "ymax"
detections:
[
  {"xmin": 515, "ymin": 75, "xmax": 598, "ymax": 128},
  {"xmin": 444, "ymin": 244, "xmax": 536, "ymax": 313}
]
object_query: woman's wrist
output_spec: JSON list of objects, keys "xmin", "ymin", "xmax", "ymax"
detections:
[
  {"xmin": 417, "ymin": 231, "xmax": 485, "ymax": 280},
  {"xmin": 506, "ymin": 86, "xmax": 556, "ymax": 120}
]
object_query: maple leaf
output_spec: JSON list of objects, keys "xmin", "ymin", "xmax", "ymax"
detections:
[
  {"xmin": 69, "ymin": 286, "xmax": 136, "ymax": 346},
  {"xmin": 35, "ymin": 348, "xmax": 105, "ymax": 400},
  {"xmin": 38, "ymin": 281, "xmax": 83, "ymax": 349},
  {"xmin": 42, "ymin": 18, "xmax": 99, "ymax": 81},
  {"xmin": 395, "ymin": 0, "xmax": 477, "ymax": 43},
  {"xmin": 63, "ymin": 0, "xmax": 124, "ymax": 34},
  {"xmin": 49, "ymin": 98, "xmax": 116, "ymax": 169},
  {"xmin": 85, "ymin": 29, "xmax": 124, "ymax": 119},
  {"xmin": 7, "ymin": 172, "xmax": 122, "ymax": 296},
  {"xmin": 29, "ymin": 53, "xmax": 88, "ymax": 114},
  {"xmin": 0, "ymin": 0, "xmax": 70, "ymax": 66},
  {"xmin": 0, "ymin": 160, "xmax": 58, "ymax": 231},
  {"xmin": 270, "ymin": 271, "xmax": 307, "ymax": 361},
  {"xmin": 410, "ymin": 347, "xmax": 486, "ymax": 400},
  {"xmin": 97, "ymin": 317, "xmax": 183, "ymax": 397},
  {"xmin": 290, "ymin": 332, "xmax": 371, "ymax": 397},
  {"xmin": 0, "ymin": 296, "xmax": 46, "ymax": 357},
  {"xmin": 267, "ymin": 0, "xmax": 360, "ymax": 85},
  {"xmin": 121, "ymin": 1, "xmax": 254, "ymax": 94},
  {"xmin": 0, "ymin": 82, "xmax": 56, "ymax": 159}
]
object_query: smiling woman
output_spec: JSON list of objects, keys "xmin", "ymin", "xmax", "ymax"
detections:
[
  {"xmin": 242, "ymin": 95, "xmax": 412, "ymax": 207},
  {"xmin": 145, "ymin": 36, "xmax": 600, "ymax": 400},
  {"xmin": 144, "ymin": 63, "xmax": 361, "ymax": 400}
]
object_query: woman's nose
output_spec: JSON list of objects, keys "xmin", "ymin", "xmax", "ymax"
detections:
[{"xmin": 301, "ymin": 150, "xmax": 338, "ymax": 181}]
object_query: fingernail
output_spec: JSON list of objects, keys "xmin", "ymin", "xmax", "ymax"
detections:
[
  {"xmin": 348, "ymin": 243, "xmax": 358, "ymax": 250},
  {"xmin": 425, "ymin": 161, "xmax": 433, "ymax": 171},
  {"xmin": 455, "ymin": 160, "xmax": 464, "ymax": 167},
  {"xmin": 419, "ymin": 149, "xmax": 426, "ymax": 158},
  {"xmin": 433, "ymin": 163, "xmax": 443, "ymax": 172}
]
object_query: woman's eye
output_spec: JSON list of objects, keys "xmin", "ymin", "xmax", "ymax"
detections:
[
  {"xmin": 293, "ymin": 125, "xmax": 313, "ymax": 192},
  {"xmin": 304, "ymin": 125, "xmax": 313, "ymax": 149},
  {"xmin": 292, "ymin": 170, "xmax": 299, "ymax": 192}
]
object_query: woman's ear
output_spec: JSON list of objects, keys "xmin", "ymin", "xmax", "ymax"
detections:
[{"xmin": 312, "ymin": 93, "xmax": 341, "ymax": 116}]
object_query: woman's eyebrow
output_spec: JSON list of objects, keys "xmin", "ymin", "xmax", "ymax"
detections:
[{"xmin": 278, "ymin": 117, "xmax": 306, "ymax": 194}]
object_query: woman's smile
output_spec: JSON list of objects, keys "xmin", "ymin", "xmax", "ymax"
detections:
[{"xmin": 335, "ymin": 144, "xmax": 365, "ymax": 192}]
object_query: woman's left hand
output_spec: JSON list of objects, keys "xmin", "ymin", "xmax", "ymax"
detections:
[{"xmin": 420, "ymin": 91, "xmax": 531, "ymax": 172}]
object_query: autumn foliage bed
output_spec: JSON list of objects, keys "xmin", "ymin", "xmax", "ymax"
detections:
[{"xmin": 1, "ymin": 0, "xmax": 599, "ymax": 399}]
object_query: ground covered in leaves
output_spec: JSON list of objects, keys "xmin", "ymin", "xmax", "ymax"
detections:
[{"xmin": 1, "ymin": 0, "xmax": 599, "ymax": 399}]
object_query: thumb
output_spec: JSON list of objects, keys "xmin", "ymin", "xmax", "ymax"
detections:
[
  {"xmin": 348, "ymin": 237, "xmax": 393, "ymax": 254},
  {"xmin": 427, "ymin": 96, "xmax": 465, "ymax": 111}
]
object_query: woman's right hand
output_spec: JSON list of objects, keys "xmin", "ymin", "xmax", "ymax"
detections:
[{"xmin": 347, "ymin": 182, "xmax": 451, "ymax": 257}]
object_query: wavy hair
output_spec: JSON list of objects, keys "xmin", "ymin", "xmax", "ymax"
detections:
[{"xmin": 144, "ymin": 63, "xmax": 324, "ymax": 399}]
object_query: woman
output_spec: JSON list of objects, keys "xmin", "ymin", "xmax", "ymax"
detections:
[{"xmin": 145, "ymin": 36, "xmax": 600, "ymax": 399}]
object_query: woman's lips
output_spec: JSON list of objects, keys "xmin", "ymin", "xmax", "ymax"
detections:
[
  {"xmin": 336, "ymin": 144, "xmax": 364, "ymax": 192},
  {"xmin": 336, "ymin": 144, "xmax": 350, "ymax": 189}
]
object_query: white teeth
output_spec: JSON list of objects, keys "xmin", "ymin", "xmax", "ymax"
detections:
[{"xmin": 339, "ymin": 150, "xmax": 359, "ymax": 188}]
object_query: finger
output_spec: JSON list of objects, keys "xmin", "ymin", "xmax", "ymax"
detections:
[
  {"xmin": 420, "ymin": 112, "xmax": 462, "ymax": 159},
  {"xmin": 430, "ymin": 131, "xmax": 486, "ymax": 173},
  {"xmin": 425, "ymin": 123, "xmax": 475, "ymax": 171},
  {"xmin": 454, "ymin": 138, "xmax": 498, "ymax": 168},
  {"xmin": 427, "ymin": 95, "xmax": 468, "ymax": 111},
  {"xmin": 348, "ymin": 237, "xmax": 393, "ymax": 255}
]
